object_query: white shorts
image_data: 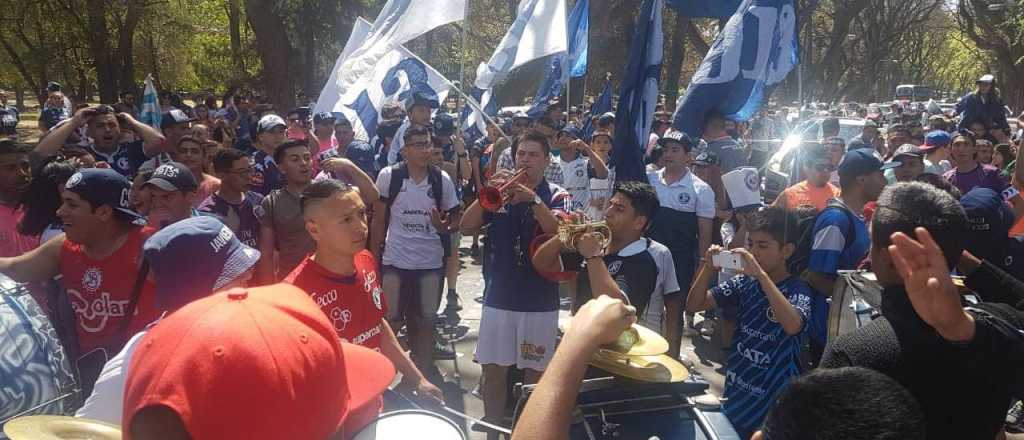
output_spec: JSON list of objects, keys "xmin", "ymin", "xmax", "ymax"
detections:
[{"xmin": 474, "ymin": 306, "xmax": 558, "ymax": 371}]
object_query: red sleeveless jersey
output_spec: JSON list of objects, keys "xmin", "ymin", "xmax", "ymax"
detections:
[
  {"xmin": 284, "ymin": 250, "xmax": 388, "ymax": 351},
  {"xmin": 60, "ymin": 227, "xmax": 160, "ymax": 355}
]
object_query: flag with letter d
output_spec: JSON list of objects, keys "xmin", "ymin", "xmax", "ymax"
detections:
[{"xmin": 672, "ymin": 0, "xmax": 797, "ymax": 138}]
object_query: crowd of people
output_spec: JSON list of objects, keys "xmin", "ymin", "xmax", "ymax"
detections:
[{"xmin": 0, "ymin": 72, "xmax": 1023, "ymax": 440}]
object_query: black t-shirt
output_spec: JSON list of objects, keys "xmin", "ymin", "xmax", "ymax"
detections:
[{"xmin": 562, "ymin": 238, "xmax": 680, "ymax": 325}]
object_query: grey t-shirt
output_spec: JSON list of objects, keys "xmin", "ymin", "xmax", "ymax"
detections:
[
  {"xmin": 706, "ymin": 136, "xmax": 747, "ymax": 174},
  {"xmin": 259, "ymin": 187, "xmax": 313, "ymax": 279}
]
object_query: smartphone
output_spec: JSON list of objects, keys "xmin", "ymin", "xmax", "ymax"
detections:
[{"xmin": 712, "ymin": 251, "xmax": 744, "ymax": 271}]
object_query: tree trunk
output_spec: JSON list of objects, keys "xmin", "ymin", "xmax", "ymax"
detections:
[
  {"xmin": 117, "ymin": 1, "xmax": 145, "ymax": 98},
  {"xmin": 300, "ymin": 0, "xmax": 317, "ymax": 98},
  {"xmin": 664, "ymin": 13, "xmax": 688, "ymax": 107},
  {"xmin": 86, "ymin": 0, "xmax": 118, "ymax": 103},
  {"xmin": 228, "ymin": 0, "xmax": 245, "ymax": 74},
  {"xmin": 244, "ymin": 0, "xmax": 296, "ymax": 111}
]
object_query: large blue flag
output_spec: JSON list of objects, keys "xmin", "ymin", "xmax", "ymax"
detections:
[
  {"xmin": 611, "ymin": 0, "xmax": 663, "ymax": 184},
  {"xmin": 666, "ymin": 0, "xmax": 742, "ymax": 18},
  {"xmin": 527, "ymin": 0, "xmax": 589, "ymax": 118},
  {"xmin": 672, "ymin": 0, "xmax": 797, "ymax": 138},
  {"xmin": 582, "ymin": 77, "xmax": 612, "ymax": 139}
]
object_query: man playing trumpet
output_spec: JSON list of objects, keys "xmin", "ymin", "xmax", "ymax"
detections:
[
  {"xmin": 533, "ymin": 181, "xmax": 681, "ymax": 336},
  {"xmin": 460, "ymin": 130, "xmax": 568, "ymax": 435}
]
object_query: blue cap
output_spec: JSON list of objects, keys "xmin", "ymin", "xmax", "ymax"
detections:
[
  {"xmin": 432, "ymin": 113, "xmax": 456, "ymax": 136},
  {"xmin": 145, "ymin": 161, "xmax": 198, "ymax": 192},
  {"xmin": 143, "ymin": 216, "xmax": 261, "ymax": 311},
  {"xmin": 313, "ymin": 112, "xmax": 336, "ymax": 125},
  {"xmin": 960, "ymin": 187, "xmax": 1015, "ymax": 261},
  {"xmin": 837, "ymin": 149, "xmax": 899, "ymax": 179},
  {"xmin": 64, "ymin": 168, "xmax": 146, "ymax": 225},
  {"xmin": 922, "ymin": 130, "xmax": 952, "ymax": 152},
  {"xmin": 560, "ymin": 124, "xmax": 584, "ymax": 140},
  {"xmin": 406, "ymin": 91, "xmax": 439, "ymax": 111}
]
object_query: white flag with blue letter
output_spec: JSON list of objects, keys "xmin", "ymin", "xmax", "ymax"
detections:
[
  {"xmin": 316, "ymin": 17, "xmax": 454, "ymax": 141},
  {"xmin": 672, "ymin": 0, "xmax": 797, "ymax": 138},
  {"xmin": 336, "ymin": 0, "xmax": 465, "ymax": 101}
]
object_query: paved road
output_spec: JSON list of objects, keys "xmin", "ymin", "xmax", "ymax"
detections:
[{"xmin": 423, "ymin": 237, "xmax": 727, "ymax": 439}]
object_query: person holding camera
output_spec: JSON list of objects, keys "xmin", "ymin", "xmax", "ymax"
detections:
[{"xmin": 685, "ymin": 206, "xmax": 813, "ymax": 440}]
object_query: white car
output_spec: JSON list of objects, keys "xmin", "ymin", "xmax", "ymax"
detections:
[{"xmin": 762, "ymin": 117, "xmax": 866, "ymax": 201}]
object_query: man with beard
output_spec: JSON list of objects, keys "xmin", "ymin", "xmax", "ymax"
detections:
[{"xmin": 0, "ymin": 140, "xmax": 38, "ymax": 256}]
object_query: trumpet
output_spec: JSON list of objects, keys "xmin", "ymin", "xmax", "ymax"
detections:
[
  {"xmin": 479, "ymin": 168, "xmax": 529, "ymax": 212},
  {"xmin": 558, "ymin": 216, "xmax": 611, "ymax": 252}
]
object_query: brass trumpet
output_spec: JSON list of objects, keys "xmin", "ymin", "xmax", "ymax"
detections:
[
  {"xmin": 558, "ymin": 216, "xmax": 611, "ymax": 252},
  {"xmin": 479, "ymin": 168, "xmax": 529, "ymax": 212}
]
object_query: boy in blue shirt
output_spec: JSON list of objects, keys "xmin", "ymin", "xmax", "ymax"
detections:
[{"xmin": 686, "ymin": 206, "xmax": 813, "ymax": 439}]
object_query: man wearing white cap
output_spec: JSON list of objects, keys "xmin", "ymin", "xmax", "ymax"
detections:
[
  {"xmin": 251, "ymin": 114, "xmax": 288, "ymax": 195},
  {"xmin": 953, "ymin": 74, "xmax": 1010, "ymax": 134}
]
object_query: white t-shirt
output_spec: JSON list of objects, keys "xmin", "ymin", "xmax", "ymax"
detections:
[
  {"xmin": 587, "ymin": 166, "xmax": 615, "ymax": 220},
  {"xmin": 647, "ymin": 169, "xmax": 716, "ymax": 219},
  {"xmin": 376, "ymin": 166, "xmax": 460, "ymax": 270},
  {"xmin": 924, "ymin": 158, "xmax": 952, "ymax": 175},
  {"xmin": 75, "ymin": 331, "xmax": 146, "ymax": 425},
  {"xmin": 559, "ymin": 156, "xmax": 591, "ymax": 213}
]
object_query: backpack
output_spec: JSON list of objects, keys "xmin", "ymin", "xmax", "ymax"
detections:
[
  {"xmin": 787, "ymin": 199, "xmax": 858, "ymax": 277},
  {"xmin": 382, "ymin": 162, "xmax": 452, "ymax": 258}
]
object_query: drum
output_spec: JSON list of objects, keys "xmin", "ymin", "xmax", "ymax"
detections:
[
  {"xmin": 827, "ymin": 271, "xmax": 883, "ymax": 340},
  {"xmin": 353, "ymin": 410, "xmax": 466, "ymax": 440},
  {"xmin": 0, "ymin": 275, "xmax": 78, "ymax": 427},
  {"xmin": 515, "ymin": 376, "xmax": 740, "ymax": 440}
]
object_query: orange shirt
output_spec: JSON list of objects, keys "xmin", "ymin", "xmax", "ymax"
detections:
[{"xmin": 778, "ymin": 181, "xmax": 840, "ymax": 212}]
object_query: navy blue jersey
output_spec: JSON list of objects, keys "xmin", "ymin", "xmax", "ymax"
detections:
[{"xmin": 711, "ymin": 275, "xmax": 813, "ymax": 439}]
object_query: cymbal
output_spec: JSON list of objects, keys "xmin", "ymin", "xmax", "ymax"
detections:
[
  {"xmin": 561, "ymin": 320, "xmax": 669, "ymax": 356},
  {"xmin": 589, "ymin": 350, "xmax": 690, "ymax": 383},
  {"xmin": 4, "ymin": 415, "xmax": 121, "ymax": 440}
]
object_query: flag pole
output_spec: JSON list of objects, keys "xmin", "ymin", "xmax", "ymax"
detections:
[{"xmin": 449, "ymin": 83, "xmax": 512, "ymax": 143}]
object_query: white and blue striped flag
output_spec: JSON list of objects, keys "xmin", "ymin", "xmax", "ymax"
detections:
[
  {"xmin": 463, "ymin": 0, "xmax": 567, "ymax": 135},
  {"xmin": 527, "ymin": 0, "xmax": 589, "ymax": 119},
  {"xmin": 139, "ymin": 75, "xmax": 161, "ymax": 131}
]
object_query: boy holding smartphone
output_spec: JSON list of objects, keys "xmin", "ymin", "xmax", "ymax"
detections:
[{"xmin": 685, "ymin": 206, "xmax": 813, "ymax": 439}]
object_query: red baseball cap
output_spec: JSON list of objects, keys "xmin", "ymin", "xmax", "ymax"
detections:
[{"xmin": 122, "ymin": 284, "xmax": 395, "ymax": 440}]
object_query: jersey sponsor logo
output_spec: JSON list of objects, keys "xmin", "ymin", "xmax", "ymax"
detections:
[
  {"xmin": 520, "ymin": 342, "xmax": 548, "ymax": 362},
  {"xmin": 67, "ymin": 289, "xmax": 133, "ymax": 333},
  {"xmin": 677, "ymin": 192, "xmax": 691, "ymax": 204},
  {"xmin": 736, "ymin": 341, "xmax": 771, "ymax": 367},
  {"xmin": 329, "ymin": 307, "xmax": 353, "ymax": 331},
  {"xmin": 607, "ymin": 260, "xmax": 623, "ymax": 275},
  {"xmin": 363, "ymin": 269, "xmax": 384, "ymax": 311},
  {"xmin": 348, "ymin": 323, "xmax": 382, "ymax": 346},
  {"xmin": 82, "ymin": 267, "xmax": 103, "ymax": 293}
]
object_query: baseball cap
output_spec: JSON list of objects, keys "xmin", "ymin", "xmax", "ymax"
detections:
[
  {"xmin": 837, "ymin": 149, "xmax": 899, "ymax": 180},
  {"xmin": 122, "ymin": 284, "xmax": 395, "ymax": 440},
  {"xmin": 143, "ymin": 216, "xmax": 261, "ymax": 312},
  {"xmin": 512, "ymin": 111, "xmax": 531, "ymax": 121},
  {"xmin": 977, "ymin": 74, "xmax": 995, "ymax": 84},
  {"xmin": 846, "ymin": 138, "xmax": 871, "ymax": 151},
  {"xmin": 64, "ymin": 168, "xmax": 146, "ymax": 225},
  {"xmin": 657, "ymin": 130, "xmax": 693, "ymax": 149},
  {"xmin": 256, "ymin": 114, "xmax": 287, "ymax": 135},
  {"xmin": 598, "ymin": 112, "xmax": 616, "ymax": 125},
  {"xmin": 405, "ymin": 91, "xmax": 439, "ymax": 111},
  {"xmin": 145, "ymin": 161, "xmax": 199, "ymax": 192},
  {"xmin": 432, "ymin": 113, "xmax": 456, "ymax": 136},
  {"xmin": 560, "ymin": 124, "xmax": 583, "ymax": 140},
  {"xmin": 920, "ymin": 130, "xmax": 952, "ymax": 152},
  {"xmin": 160, "ymin": 109, "xmax": 194, "ymax": 129},
  {"xmin": 313, "ymin": 112, "xmax": 336, "ymax": 125},
  {"xmin": 892, "ymin": 144, "xmax": 922, "ymax": 162},
  {"xmin": 960, "ymin": 187, "xmax": 1014, "ymax": 261}
]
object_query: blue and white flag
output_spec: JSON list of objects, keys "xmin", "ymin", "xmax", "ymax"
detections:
[
  {"xmin": 672, "ymin": 0, "xmax": 797, "ymax": 138},
  {"xmin": 666, "ymin": 0, "xmax": 742, "ymax": 18},
  {"xmin": 459, "ymin": 87, "xmax": 497, "ymax": 142},
  {"xmin": 316, "ymin": 17, "xmax": 454, "ymax": 141},
  {"xmin": 582, "ymin": 77, "xmax": 612, "ymax": 139},
  {"xmin": 527, "ymin": 0, "xmax": 590, "ymax": 119},
  {"xmin": 611, "ymin": 0, "xmax": 663, "ymax": 184},
  {"xmin": 464, "ymin": 0, "xmax": 567, "ymax": 138},
  {"xmin": 336, "ymin": 0, "xmax": 465, "ymax": 101},
  {"xmin": 139, "ymin": 75, "xmax": 161, "ymax": 131}
]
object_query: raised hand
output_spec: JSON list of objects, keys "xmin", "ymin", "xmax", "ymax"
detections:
[{"xmin": 888, "ymin": 227, "xmax": 975, "ymax": 342}]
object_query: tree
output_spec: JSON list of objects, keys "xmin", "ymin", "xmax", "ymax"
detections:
[{"xmin": 956, "ymin": 0, "xmax": 1024, "ymax": 109}]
